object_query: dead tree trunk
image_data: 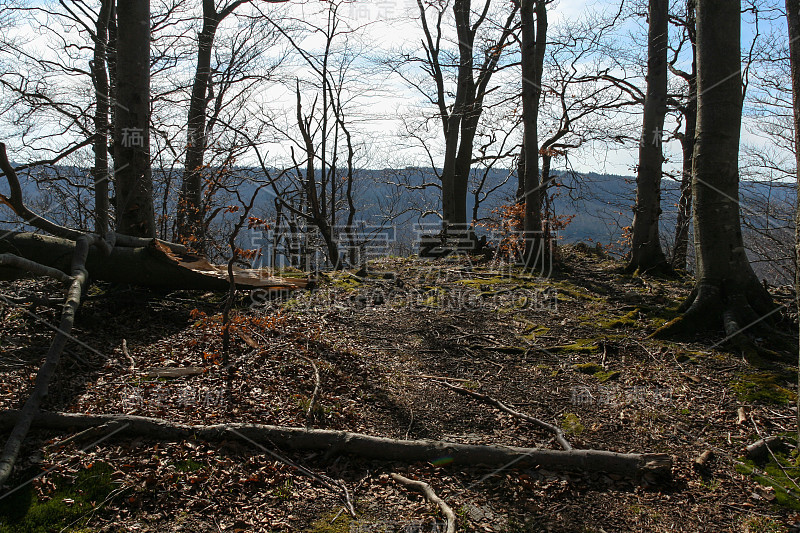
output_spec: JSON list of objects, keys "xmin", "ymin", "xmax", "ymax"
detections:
[
  {"xmin": 0, "ymin": 232, "xmax": 305, "ymax": 291},
  {"xmin": 0, "ymin": 236, "xmax": 99, "ymax": 489},
  {"xmin": 0, "ymin": 411, "xmax": 674, "ymax": 479}
]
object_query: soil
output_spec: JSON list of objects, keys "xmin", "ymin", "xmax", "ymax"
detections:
[{"xmin": 1, "ymin": 244, "xmax": 798, "ymax": 532}]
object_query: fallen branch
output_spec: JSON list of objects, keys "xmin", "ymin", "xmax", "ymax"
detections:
[
  {"xmin": 121, "ymin": 340, "xmax": 135, "ymax": 373},
  {"xmin": 390, "ymin": 473, "xmax": 456, "ymax": 533},
  {"xmin": 0, "ymin": 411, "xmax": 672, "ymax": 479},
  {"xmin": 0, "ymin": 143, "xmax": 185, "ymax": 255},
  {"xmin": 0, "ymin": 232, "xmax": 306, "ymax": 291},
  {"xmin": 435, "ymin": 381, "xmax": 572, "ymax": 451},
  {"xmin": 0, "ymin": 254, "xmax": 72, "ymax": 283},
  {"xmin": 300, "ymin": 355, "xmax": 321, "ymax": 427},
  {"xmin": 0, "ymin": 234, "xmax": 98, "ymax": 489}
]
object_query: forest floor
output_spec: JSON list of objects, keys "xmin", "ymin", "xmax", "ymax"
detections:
[{"xmin": 1, "ymin": 244, "xmax": 799, "ymax": 532}]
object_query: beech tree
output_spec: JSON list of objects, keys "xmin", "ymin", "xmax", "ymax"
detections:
[
  {"xmin": 656, "ymin": 0, "xmax": 775, "ymax": 340},
  {"xmin": 177, "ymin": 0, "xmax": 253, "ymax": 246},
  {"xmin": 519, "ymin": 0, "xmax": 548, "ymax": 267},
  {"xmin": 114, "ymin": 0, "xmax": 156, "ymax": 237},
  {"xmin": 626, "ymin": 0, "xmax": 669, "ymax": 273},
  {"xmin": 785, "ymin": 0, "xmax": 800, "ymax": 432},
  {"xmin": 389, "ymin": 0, "xmax": 519, "ymax": 235},
  {"xmin": 668, "ymin": 0, "xmax": 697, "ymax": 271}
]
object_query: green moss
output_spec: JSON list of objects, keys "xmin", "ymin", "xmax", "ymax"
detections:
[
  {"xmin": 553, "ymin": 339, "xmax": 601, "ymax": 354},
  {"xmin": 561, "ymin": 413, "xmax": 584, "ymax": 435},
  {"xmin": 573, "ymin": 362, "xmax": 603, "ymax": 374},
  {"xmin": 594, "ymin": 370, "xmax": 621, "ymax": 382},
  {"xmin": 732, "ymin": 373, "xmax": 796, "ymax": 405},
  {"xmin": 328, "ymin": 273, "xmax": 362, "ymax": 290},
  {"xmin": 305, "ymin": 510, "xmax": 353, "ymax": 533},
  {"xmin": 736, "ymin": 450, "xmax": 800, "ymax": 511},
  {"xmin": 0, "ymin": 462, "xmax": 117, "ymax": 532},
  {"xmin": 597, "ymin": 308, "xmax": 640, "ymax": 329}
]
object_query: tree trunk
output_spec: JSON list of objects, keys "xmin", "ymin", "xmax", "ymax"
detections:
[
  {"xmin": 672, "ymin": 101, "xmax": 696, "ymax": 269},
  {"xmin": 654, "ymin": 0, "xmax": 775, "ymax": 338},
  {"xmin": 784, "ymin": 0, "xmax": 800, "ymax": 437},
  {"xmin": 91, "ymin": 0, "xmax": 112, "ymax": 237},
  {"xmin": 521, "ymin": 0, "xmax": 547, "ymax": 269},
  {"xmin": 178, "ymin": 0, "xmax": 220, "ymax": 247},
  {"xmin": 626, "ymin": 0, "xmax": 669, "ymax": 273},
  {"xmin": 113, "ymin": 0, "xmax": 155, "ymax": 238},
  {"xmin": 671, "ymin": 0, "xmax": 698, "ymax": 270}
]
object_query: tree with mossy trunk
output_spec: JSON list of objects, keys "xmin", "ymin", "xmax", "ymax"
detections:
[
  {"xmin": 626, "ymin": 0, "xmax": 669, "ymax": 274},
  {"xmin": 654, "ymin": 0, "xmax": 775, "ymax": 339}
]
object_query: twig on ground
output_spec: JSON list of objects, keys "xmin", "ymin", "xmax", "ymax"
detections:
[
  {"xmin": 390, "ymin": 473, "xmax": 456, "ymax": 533},
  {"xmin": 434, "ymin": 380, "xmax": 572, "ymax": 451}
]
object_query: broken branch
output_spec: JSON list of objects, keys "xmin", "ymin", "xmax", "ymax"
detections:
[{"xmin": 390, "ymin": 473, "xmax": 456, "ymax": 533}]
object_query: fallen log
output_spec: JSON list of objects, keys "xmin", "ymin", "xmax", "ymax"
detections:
[
  {"xmin": 0, "ymin": 410, "xmax": 672, "ymax": 480},
  {"xmin": 0, "ymin": 232, "xmax": 307, "ymax": 291}
]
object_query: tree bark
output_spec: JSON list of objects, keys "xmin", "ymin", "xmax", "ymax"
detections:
[
  {"xmin": 784, "ymin": 0, "xmax": 800, "ymax": 439},
  {"xmin": 672, "ymin": 99, "xmax": 696, "ymax": 269},
  {"xmin": 113, "ymin": 0, "xmax": 155, "ymax": 238},
  {"xmin": 626, "ymin": 0, "xmax": 669, "ymax": 273},
  {"xmin": 672, "ymin": 0, "xmax": 697, "ymax": 270},
  {"xmin": 0, "ymin": 410, "xmax": 674, "ymax": 479},
  {"xmin": 654, "ymin": 0, "xmax": 775, "ymax": 338},
  {"xmin": 91, "ymin": 0, "xmax": 112, "ymax": 237},
  {"xmin": 521, "ymin": 0, "xmax": 547, "ymax": 269},
  {"xmin": 177, "ymin": 0, "xmax": 221, "ymax": 246}
]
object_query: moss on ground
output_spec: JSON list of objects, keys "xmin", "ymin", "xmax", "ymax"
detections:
[
  {"xmin": 574, "ymin": 362, "xmax": 603, "ymax": 374},
  {"xmin": 305, "ymin": 510, "xmax": 353, "ymax": 533},
  {"xmin": 597, "ymin": 308, "xmax": 640, "ymax": 329},
  {"xmin": 736, "ymin": 444, "xmax": 800, "ymax": 511},
  {"xmin": 0, "ymin": 462, "xmax": 117, "ymax": 533},
  {"xmin": 732, "ymin": 373, "xmax": 796, "ymax": 405},
  {"xmin": 553, "ymin": 339, "xmax": 601, "ymax": 354}
]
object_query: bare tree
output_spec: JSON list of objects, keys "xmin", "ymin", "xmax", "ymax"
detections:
[
  {"xmin": 519, "ymin": 0, "xmax": 547, "ymax": 267},
  {"xmin": 669, "ymin": 0, "xmax": 697, "ymax": 270},
  {"xmin": 626, "ymin": 0, "xmax": 669, "ymax": 273},
  {"xmin": 114, "ymin": 0, "xmax": 156, "ymax": 237},
  {"xmin": 656, "ymin": 0, "xmax": 775, "ymax": 341}
]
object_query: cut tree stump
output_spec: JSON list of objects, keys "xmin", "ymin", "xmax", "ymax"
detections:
[{"xmin": 0, "ymin": 410, "xmax": 673, "ymax": 480}]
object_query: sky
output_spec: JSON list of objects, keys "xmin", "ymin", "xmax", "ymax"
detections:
[{"xmin": 0, "ymin": 0, "xmax": 793, "ymax": 182}]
